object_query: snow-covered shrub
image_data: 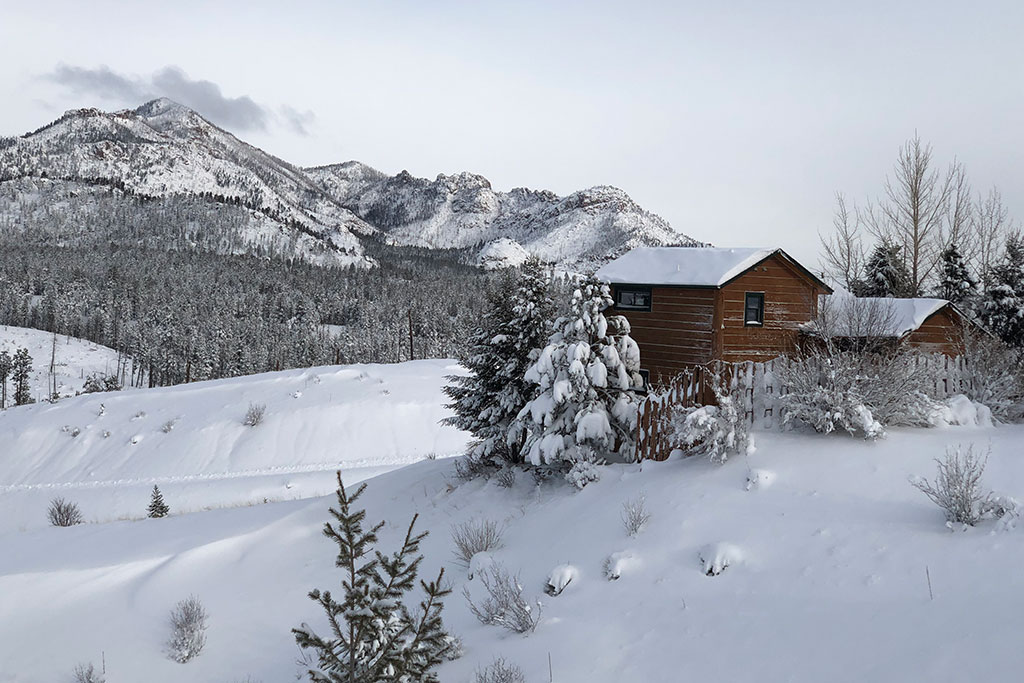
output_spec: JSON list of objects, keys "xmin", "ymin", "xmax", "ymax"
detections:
[
  {"xmin": 453, "ymin": 454, "xmax": 492, "ymax": 481},
  {"xmin": 957, "ymin": 330, "xmax": 1024, "ymax": 421},
  {"xmin": 161, "ymin": 419, "xmax": 176, "ymax": 433},
  {"xmin": 73, "ymin": 662, "xmax": 105, "ymax": 683},
  {"xmin": 669, "ymin": 381, "xmax": 754, "ymax": 463},
  {"xmin": 452, "ymin": 519, "xmax": 505, "ymax": 566},
  {"xmin": 745, "ymin": 469, "xmax": 777, "ymax": 491},
  {"xmin": 602, "ymin": 551, "xmax": 640, "ymax": 580},
  {"xmin": 621, "ymin": 494, "xmax": 650, "ymax": 537},
  {"xmin": 47, "ymin": 498, "xmax": 83, "ymax": 527},
  {"xmin": 495, "ymin": 466, "xmax": 516, "ymax": 489},
  {"xmin": 699, "ymin": 543, "xmax": 743, "ymax": 576},
  {"xmin": 514, "ymin": 279, "xmax": 644, "ymax": 467},
  {"xmin": 474, "ymin": 658, "xmax": 526, "ymax": 683},
  {"xmin": 545, "ymin": 563, "xmax": 579, "ymax": 596},
  {"xmin": 911, "ymin": 445, "xmax": 991, "ymax": 526},
  {"xmin": 166, "ymin": 595, "xmax": 208, "ymax": 663},
  {"xmin": 82, "ymin": 373, "xmax": 121, "ymax": 394},
  {"xmin": 294, "ymin": 473, "xmax": 453, "ymax": 681},
  {"xmin": 243, "ymin": 403, "xmax": 266, "ymax": 427},
  {"xmin": 464, "ymin": 563, "xmax": 542, "ymax": 634},
  {"xmin": 564, "ymin": 446, "xmax": 603, "ymax": 489}
]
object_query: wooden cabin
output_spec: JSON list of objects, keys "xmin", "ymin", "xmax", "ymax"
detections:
[
  {"xmin": 596, "ymin": 247, "xmax": 833, "ymax": 383},
  {"xmin": 810, "ymin": 295, "xmax": 972, "ymax": 356}
]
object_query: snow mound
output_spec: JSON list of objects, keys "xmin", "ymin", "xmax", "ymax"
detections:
[
  {"xmin": 930, "ymin": 394, "xmax": 994, "ymax": 427},
  {"xmin": 603, "ymin": 551, "xmax": 641, "ymax": 580},
  {"xmin": 469, "ymin": 551, "xmax": 496, "ymax": 580},
  {"xmin": 745, "ymin": 469, "xmax": 777, "ymax": 491},
  {"xmin": 699, "ymin": 543, "xmax": 744, "ymax": 576},
  {"xmin": 545, "ymin": 564, "xmax": 580, "ymax": 596}
]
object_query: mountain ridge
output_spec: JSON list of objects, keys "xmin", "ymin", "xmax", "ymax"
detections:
[{"xmin": 0, "ymin": 98, "xmax": 699, "ymax": 270}]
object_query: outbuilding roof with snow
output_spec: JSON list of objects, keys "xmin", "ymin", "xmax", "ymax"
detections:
[
  {"xmin": 596, "ymin": 247, "xmax": 830, "ymax": 290},
  {"xmin": 817, "ymin": 294, "xmax": 963, "ymax": 338}
]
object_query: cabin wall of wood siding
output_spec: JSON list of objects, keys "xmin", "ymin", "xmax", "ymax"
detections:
[
  {"xmin": 612, "ymin": 286, "xmax": 715, "ymax": 383},
  {"xmin": 717, "ymin": 254, "xmax": 823, "ymax": 363},
  {"xmin": 904, "ymin": 309, "xmax": 963, "ymax": 356}
]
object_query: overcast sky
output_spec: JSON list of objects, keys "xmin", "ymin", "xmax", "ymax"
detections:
[{"xmin": 2, "ymin": 0, "xmax": 1022, "ymax": 267}]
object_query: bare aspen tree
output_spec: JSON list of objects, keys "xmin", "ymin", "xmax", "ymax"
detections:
[
  {"xmin": 972, "ymin": 187, "xmax": 1016, "ymax": 289},
  {"xmin": 819, "ymin": 192, "xmax": 865, "ymax": 290},
  {"xmin": 863, "ymin": 136, "xmax": 956, "ymax": 296}
]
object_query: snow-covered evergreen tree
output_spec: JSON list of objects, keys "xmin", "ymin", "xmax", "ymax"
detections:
[
  {"xmin": 514, "ymin": 279, "xmax": 644, "ymax": 466},
  {"xmin": 937, "ymin": 243, "xmax": 977, "ymax": 304},
  {"xmin": 0, "ymin": 349, "xmax": 11, "ymax": 409},
  {"xmin": 443, "ymin": 258, "xmax": 554, "ymax": 465},
  {"xmin": 12, "ymin": 348, "xmax": 32, "ymax": 406},
  {"xmin": 294, "ymin": 473, "xmax": 453, "ymax": 683},
  {"xmin": 982, "ymin": 237, "xmax": 1024, "ymax": 347},
  {"xmin": 148, "ymin": 485, "xmax": 170, "ymax": 518},
  {"xmin": 859, "ymin": 243, "xmax": 912, "ymax": 297}
]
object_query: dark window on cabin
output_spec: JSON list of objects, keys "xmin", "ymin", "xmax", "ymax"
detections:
[
  {"xmin": 744, "ymin": 292, "xmax": 764, "ymax": 326},
  {"xmin": 616, "ymin": 287, "xmax": 652, "ymax": 311}
]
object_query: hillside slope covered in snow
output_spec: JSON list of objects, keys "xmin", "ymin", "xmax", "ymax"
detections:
[
  {"xmin": 0, "ymin": 326, "xmax": 124, "ymax": 403},
  {"xmin": 1, "ymin": 359, "xmax": 1022, "ymax": 682}
]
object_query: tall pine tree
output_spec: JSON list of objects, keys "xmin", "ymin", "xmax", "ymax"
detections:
[
  {"xmin": 937, "ymin": 243, "xmax": 977, "ymax": 304},
  {"xmin": 293, "ymin": 473, "xmax": 452, "ymax": 683},
  {"xmin": 982, "ymin": 236, "xmax": 1024, "ymax": 347},
  {"xmin": 0, "ymin": 350, "xmax": 11, "ymax": 409},
  {"xmin": 514, "ymin": 278, "xmax": 644, "ymax": 466},
  {"xmin": 443, "ymin": 258, "xmax": 554, "ymax": 465},
  {"xmin": 858, "ymin": 243, "xmax": 912, "ymax": 297},
  {"xmin": 12, "ymin": 348, "xmax": 32, "ymax": 406}
]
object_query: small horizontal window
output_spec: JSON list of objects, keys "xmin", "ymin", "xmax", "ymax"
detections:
[
  {"xmin": 616, "ymin": 287, "xmax": 651, "ymax": 311},
  {"xmin": 744, "ymin": 292, "xmax": 764, "ymax": 326}
]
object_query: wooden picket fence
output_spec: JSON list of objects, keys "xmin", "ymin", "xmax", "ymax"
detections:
[{"xmin": 634, "ymin": 355, "xmax": 974, "ymax": 462}]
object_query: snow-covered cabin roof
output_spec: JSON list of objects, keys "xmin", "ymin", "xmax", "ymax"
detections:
[
  {"xmin": 817, "ymin": 294, "xmax": 953, "ymax": 338},
  {"xmin": 595, "ymin": 247, "xmax": 828, "ymax": 289}
]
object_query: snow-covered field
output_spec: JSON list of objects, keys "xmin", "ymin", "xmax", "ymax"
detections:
[
  {"xmin": 0, "ymin": 326, "xmax": 123, "ymax": 403},
  {"xmin": 2, "ymin": 357, "xmax": 1023, "ymax": 682}
]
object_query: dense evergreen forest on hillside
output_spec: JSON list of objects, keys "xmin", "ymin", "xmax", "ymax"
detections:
[{"xmin": 0, "ymin": 238, "xmax": 515, "ymax": 387}]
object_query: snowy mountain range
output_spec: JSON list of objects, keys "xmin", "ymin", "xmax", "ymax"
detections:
[{"xmin": 0, "ymin": 99, "xmax": 697, "ymax": 270}]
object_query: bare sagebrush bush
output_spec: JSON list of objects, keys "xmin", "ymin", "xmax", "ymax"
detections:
[
  {"xmin": 452, "ymin": 519, "xmax": 505, "ymax": 565},
  {"xmin": 463, "ymin": 563, "xmax": 542, "ymax": 634},
  {"xmin": 167, "ymin": 595, "xmax": 208, "ymax": 663},
  {"xmin": 454, "ymin": 454, "xmax": 491, "ymax": 481},
  {"xmin": 73, "ymin": 662, "xmax": 105, "ymax": 683},
  {"xmin": 911, "ymin": 445, "xmax": 990, "ymax": 526},
  {"xmin": 621, "ymin": 494, "xmax": 651, "ymax": 537},
  {"xmin": 48, "ymin": 498, "xmax": 84, "ymax": 527},
  {"xmin": 243, "ymin": 403, "xmax": 266, "ymax": 427},
  {"xmin": 475, "ymin": 657, "xmax": 526, "ymax": 683},
  {"xmin": 495, "ymin": 467, "xmax": 516, "ymax": 489}
]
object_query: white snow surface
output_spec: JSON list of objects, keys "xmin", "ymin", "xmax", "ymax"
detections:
[
  {"xmin": 0, "ymin": 359, "xmax": 469, "ymax": 533},
  {"xmin": 0, "ymin": 326, "xmax": 123, "ymax": 402},
  {"xmin": 2, "ymin": 362, "xmax": 1024, "ymax": 681},
  {"xmin": 596, "ymin": 246, "xmax": 776, "ymax": 286}
]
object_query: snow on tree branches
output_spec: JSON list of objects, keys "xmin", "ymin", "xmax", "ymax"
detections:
[
  {"xmin": 443, "ymin": 259, "xmax": 554, "ymax": 467},
  {"xmin": 514, "ymin": 278, "xmax": 643, "ymax": 466}
]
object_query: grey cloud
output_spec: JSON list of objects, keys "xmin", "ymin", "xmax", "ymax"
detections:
[
  {"xmin": 279, "ymin": 105, "xmax": 316, "ymax": 137},
  {"xmin": 43, "ymin": 64, "xmax": 308, "ymax": 134}
]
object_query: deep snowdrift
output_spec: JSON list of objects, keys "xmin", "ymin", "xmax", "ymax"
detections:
[
  {"xmin": 2, "ymin": 408, "xmax": 1023, "ymax": 681},
  {"xmin": 0, "ymin": 359, "xmax": 470, "ymax": 533}
]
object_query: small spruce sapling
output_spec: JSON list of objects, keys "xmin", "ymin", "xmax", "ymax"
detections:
[
  {"xmin": 148, "ymin": 485, "xmax": 170, "ymax": 518},
  {"xmin": 293, "ymin": 472, "xmax": 453, "ymax": 682}
]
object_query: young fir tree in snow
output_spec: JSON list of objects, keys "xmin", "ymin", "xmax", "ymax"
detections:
[
  {"xmin": 859, "ymin": 243, "xmax": 912, "ymax": 297},
  {"xmin": 937, "ymin": 243, "xmax": 977, "ymax": 304},
  {"xmin": 294, "ymin": 473, "xmax": 453, "ymax": 683},
  {"xmin": 443, "ymin": 258, "xmax": 554, "ymax": 466},
  {"xmin": 514, "ymin": 278, "xmax": 644, "ymax": 466},
  {"xmin": 148, "ymin": 485, "xmax": 170, "ymax": 518},
  {"xmin": 12, "ymin": 347, "xmax": 32, "ymax": 406},
  {"xmin": 981, "ymin": 236, "xmax": 1024, "ymax": 347}
]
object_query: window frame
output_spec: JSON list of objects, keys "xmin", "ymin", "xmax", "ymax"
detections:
[
  {"xmin": 744, "ymin": 292, "xmax": 765, "ymax": 326},
  {"xmin": 615, "ymin": 286, "xmax": 652, "ymax": 312}
]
